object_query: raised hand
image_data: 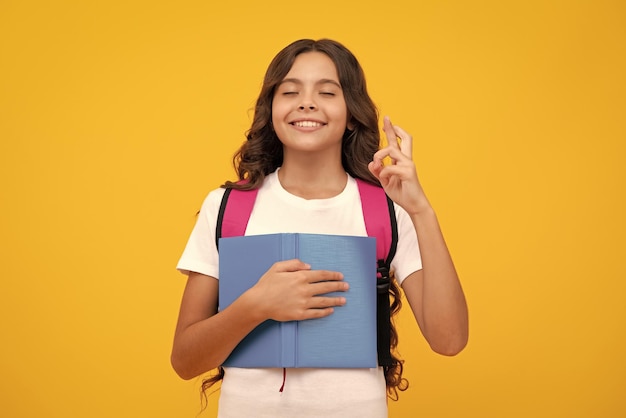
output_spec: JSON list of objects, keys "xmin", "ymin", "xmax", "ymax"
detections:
[{"xmin": 368, "ymin": 116, "xmax": 431, "ymax": 215}]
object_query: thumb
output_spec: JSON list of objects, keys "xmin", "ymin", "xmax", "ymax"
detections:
[{"xmin": 368, "ymin": 159, "xmax": 382, "ymax": 179}]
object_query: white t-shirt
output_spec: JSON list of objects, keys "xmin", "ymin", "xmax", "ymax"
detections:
[{"xmin": 177, "ymin": 170, "xmax": 422, "ymax": 418}]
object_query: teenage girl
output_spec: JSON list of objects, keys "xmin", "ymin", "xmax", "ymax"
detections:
[{"xmin": 172, "ymin": 38, "xmax": 468, "ymax": 418}]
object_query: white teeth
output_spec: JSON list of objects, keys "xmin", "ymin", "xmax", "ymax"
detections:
[{"xmin": 293, "ymin": 121, "xmax": 322, "ymax": 128}]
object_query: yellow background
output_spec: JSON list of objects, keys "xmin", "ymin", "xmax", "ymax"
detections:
[{"xmin": 1, "ymin": 1, "xmax": 624, "ymax": 417}]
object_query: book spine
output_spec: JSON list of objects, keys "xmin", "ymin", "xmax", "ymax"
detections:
[{"xmin": 280, "ymin": 233, "xmax": 297, "ymax": 368}]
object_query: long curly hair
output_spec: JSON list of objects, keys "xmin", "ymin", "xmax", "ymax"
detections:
[
  {"xmin": 223, "ymin": 38, "xmax": 380, "ymax": 189},
  {"xmin": 204, "ymin": 38, "xmax": 408, "ymax": 403}
]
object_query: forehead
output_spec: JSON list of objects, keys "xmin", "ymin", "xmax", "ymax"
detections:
[{"xmin": 283, "ymin": 51, "xmax": 340, "ymax": 82}]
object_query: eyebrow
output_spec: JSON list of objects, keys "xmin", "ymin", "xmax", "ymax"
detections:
[{"xmin": 279, "ymin": 78, "xmax": 342, "ymax": 88}]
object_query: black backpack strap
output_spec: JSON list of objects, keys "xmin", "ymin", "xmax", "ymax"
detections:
[
  {"xmin": 384, "ymin": 195, "xmax": 398, "ymax": 266},
  {"xmin": 376, "ymin": 195, "xmax": 398, "ymax": 367},
  {"xmin": 215, "ymin": 187, "xmax": 233, "ymax": 250}
]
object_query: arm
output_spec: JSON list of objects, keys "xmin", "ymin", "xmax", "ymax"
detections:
[
  {"xmin": 400, "ymin": 211, "xmax": 468, "ymax": 355},
  {"xmin": 369, "ymin": 117, "xmax": 469, "ymax": 355},
  {"xmin": 171, "ymin": 260, "xmax": 348, "ymax": 379},
  {"xmin": 171, "ymin": 271, "xmax": 259, "ymax": 379}
]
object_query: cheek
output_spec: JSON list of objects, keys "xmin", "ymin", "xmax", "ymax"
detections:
[
  {"xmin": 333, "ymin": 99, "xmax": 349, "ymax": 121},
  {"xmin": 271, "ymin": 100, "xmax": 287, "ymax": 122},
  {"xmin": 270, "ymin": 103, "xmax": 286, "ymax": 138},
  {"xmin": 332, "ymin": 106, "xmax": 350, "ymax": 126}
]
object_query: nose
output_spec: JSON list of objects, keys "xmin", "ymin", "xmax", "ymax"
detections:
[{"xmin": 298, "ymin": 92, "xmax": 317, "ymax": 111}]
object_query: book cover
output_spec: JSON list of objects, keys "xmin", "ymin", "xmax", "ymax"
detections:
[{"xmin": 218, "ymin": 233, "xmax": 377, "ymax": 368}]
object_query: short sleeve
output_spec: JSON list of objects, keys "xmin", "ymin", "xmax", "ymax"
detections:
[
  {"xmin": 390, "ymin": 203, "xmax": 422, "ymax": 285},
  {"xmin": 176, "ymin": 188, "xmax": 226, "ymax": 278}
]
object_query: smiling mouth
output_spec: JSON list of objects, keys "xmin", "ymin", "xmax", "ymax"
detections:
[{"xmin": 291, "ymin": 121, "xmax": 325, "ymax": 128}]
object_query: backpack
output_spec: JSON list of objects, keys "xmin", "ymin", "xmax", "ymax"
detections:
[{"xmin": 215, "ymin": 179, "xmax": 398, "ymax": 366}]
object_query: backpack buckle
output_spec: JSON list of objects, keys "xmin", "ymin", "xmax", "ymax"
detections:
[{"xmin": 377, "ymin": 261, "xmax": 390, "ymax": 294}]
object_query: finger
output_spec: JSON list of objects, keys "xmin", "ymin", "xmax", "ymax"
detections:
[
  {"xmin": 373, "ymin": 144, "xmax": 409, "ymax": 163},
  {"xmin": 383, "ymin": 116, "xmax": 400, "ymax": 150},
  {"xmin": 392, "ymin": 124, "xmax": 413, "ymax": 158},
  {"xmin": 273, "ymin": 259, "xmax": 311, "ymax": 273},
  {"xmin": 377, "ymin": 164, "xmax": 414, "ymax": 183},
  {"xmin": 309, "ymin": 295, "xmax": 347, "ymax": 309},
  {"xmin": 368, "ymin": 159, "xmax": 383, "ymax": 180},
  {"xmin": 308, "ymin": 280, "xmax": 350, "ymax": 295},
  {"xmin": 304, "ymin": 270, "xmax": 345, "ymax": 284},
  {"xmin": 301, "ymin": 307, "xmax": 336, "ymax": 320}
]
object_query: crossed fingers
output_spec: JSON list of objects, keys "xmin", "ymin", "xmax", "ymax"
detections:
[{"xmin": 371, "ymin": 116, "xmax": 414, "ymax": 170}]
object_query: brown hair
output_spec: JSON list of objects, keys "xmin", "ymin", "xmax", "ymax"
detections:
[
  {"xmin": 223, "ymin": 38, "xmax": 380, "ymax": 189},
  {"xmin": 204, "ymin": 38, "xmax": 408, "ymax": 404}
]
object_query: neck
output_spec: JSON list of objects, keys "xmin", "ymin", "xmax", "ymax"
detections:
[{"xmin": 279, "ymin": 152, "xmax": 347, "ymax": 199}]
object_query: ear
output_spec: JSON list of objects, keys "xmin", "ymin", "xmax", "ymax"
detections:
[{"xmin": 347, "ymin": 117, "xmax": 355, "ymax": 131}]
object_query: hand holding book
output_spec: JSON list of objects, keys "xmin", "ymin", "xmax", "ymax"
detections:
[
  {"xmin": 219, "ymin": 233, "xmax": 378, "ymax": 368},
  {"xmin": 245, "ymin": 258, "xmax": 349, "ymax": 322}
]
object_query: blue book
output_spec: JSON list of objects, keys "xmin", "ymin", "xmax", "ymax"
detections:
[{"xmin": 218, "ymin": 233, "xmax": 378, "ymax": 368}]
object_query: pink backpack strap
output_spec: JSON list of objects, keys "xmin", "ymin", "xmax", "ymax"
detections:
[
  {"xmin": 355, "ymin": 179, "xmax": 397, "ymax": 265},
  {"xmin": 356, "ymin": 178, "xmax": 397, "ymax": 367},
  {"xmin": 216, "ymin": 185, "xmax": 259, "ymax": 248},
  {"xmin": 216, "ymin": 179, "xmax": 397, "ymax": 264}
]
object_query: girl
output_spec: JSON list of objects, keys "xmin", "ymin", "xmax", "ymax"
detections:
[{"xmin": 172, "ymin": 39, "xmax": 468, "ymax": 417}]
